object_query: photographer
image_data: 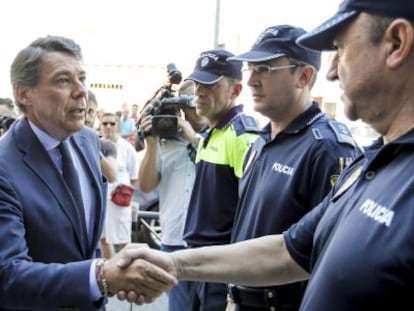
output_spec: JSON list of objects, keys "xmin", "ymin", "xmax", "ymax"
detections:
[{"xmin": 138, "ymin": 79, "xmax": 207, "ymax": 311}]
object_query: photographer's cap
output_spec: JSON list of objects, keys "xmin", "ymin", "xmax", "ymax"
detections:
[
  {"xmin": 186, "ymin": 49, "xmax": 242, "ymax": 85},
  {"xmin": 297, "ymin": 0, "xmax": 414, "ymax": 51},
  {"xmin": 228, "ymin": 25, "xmax": 321, "ymax": 71}
]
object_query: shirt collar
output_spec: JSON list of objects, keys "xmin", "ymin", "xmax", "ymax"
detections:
[
  {"xmin": 362, "ymin": 127, "xmax": 414, "ymax": 171},
  {"xmin": 260, "ymin": 101, "xmax": 323, "ymax": 141},
  {"xmin": 214, "ymin": 104, "xmax": 244, "ymax": 130},
  {"xmin": 282, "ymin": 102, "xmax": 323, "ymax": 134},
  {"xmin": 28, "ymin": 120, "xmax": 60, "ymax": 151}
]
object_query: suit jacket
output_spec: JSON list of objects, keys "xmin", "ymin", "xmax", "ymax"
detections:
[{"xmin": 0, "ymin": 118, "xmax": 107, "ymax": 310}]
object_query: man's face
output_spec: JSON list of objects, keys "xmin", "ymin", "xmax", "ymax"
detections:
[
  {"xmin": 246, "ymin": 58, "xmax": 299, "ymax": 121},
  {"xmin": 194, "ymin": 78, "xmax": 238, "ymax": 125},
  {"xmin": 328, "ymin": 13, "xmax": 388, "ymax": 123},
  {"xmin": 20, "ymin": 51, "xmax": 87, "ymax": 140},
  {"xmin": 121, "ymin": 104, "xmax": 129, "ymax": 117},
  {"xmin": 85, "ymin": 100, "xmax": 97, "ymax": 128},
  {"xmin": 100, "ymin": 115, "xmax": 119, "ymax": 140}
]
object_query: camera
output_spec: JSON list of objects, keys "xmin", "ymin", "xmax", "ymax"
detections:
[
  {"xmin": 144, "ymin": 94, "xmax": 195, "ymax": 138},
  {"xmin": 159, "ymin": 94, "xmax": 196, "ymax": 109},
  {"xmin": 136, "ymin": 63, "xmax": 195, "ymax": 141},
  {"xmin": 0, "ymin": 115, "xmax": 16, "ymax": 132}
]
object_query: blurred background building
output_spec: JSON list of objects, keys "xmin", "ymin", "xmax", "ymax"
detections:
[{"xmin": 0, "ymin": 0, "xmax": 379, "ymax": 144}]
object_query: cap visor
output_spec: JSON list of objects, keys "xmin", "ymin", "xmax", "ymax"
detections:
[
  {"xmin": 185, "ymin": 71, "xmax": 223, "ymax": 85},
  {"xmin": 297, "ymin": 10, "xmax": 358, "ymax": 51},
  {"xmin": 228, "ymin": 51, "xmax": 285, "ymax": 62}
]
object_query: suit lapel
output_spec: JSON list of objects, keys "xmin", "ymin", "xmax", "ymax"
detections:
[{"xmin": 17, "ymin": 119, "xmax": 88, "ymax": 257}]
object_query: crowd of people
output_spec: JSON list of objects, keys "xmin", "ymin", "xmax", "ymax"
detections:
[{"xmin": 1, "ymin": 0, "xmax": 414, "ymax": 310}]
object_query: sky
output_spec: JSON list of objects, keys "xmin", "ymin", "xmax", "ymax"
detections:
[{"xmin": 0, "ymin": 0, "xmax": 343, "ymax": 113}]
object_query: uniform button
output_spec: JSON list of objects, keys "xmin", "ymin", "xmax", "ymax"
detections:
[
  {"xmin": 365, "ymin": 171, "xmax": 375, "ymax": 179},
  {"xmin": 267, "ymin": 292, "xmax": 274, "ymax": 298}
]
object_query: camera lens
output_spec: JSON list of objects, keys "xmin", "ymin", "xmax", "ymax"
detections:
[{"xmin": 152, "ymin": 115, "xmax": 178, "ymax": 138}]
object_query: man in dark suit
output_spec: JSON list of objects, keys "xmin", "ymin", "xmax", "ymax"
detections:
[{"xmin": 0, "ymin": 35, "xmax": 176, "ymax": 310}]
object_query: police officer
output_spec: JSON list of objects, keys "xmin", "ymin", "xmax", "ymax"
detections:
[
  {"xmin": 118, "ymin": 1, "xmax": 414, "ymax": 309},
  {"xmin": 183, "ymin": 49, "xmax": 260, "ymax": 310},
  {"xmin": 224, "ymin": 25, "xmax": 361, "ymax": 311}
]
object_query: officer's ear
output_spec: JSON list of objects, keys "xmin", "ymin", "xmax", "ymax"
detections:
[
  {"xmin": 230, "ymin": 80, "xmax": 243, "ymax": 99},
  {"xmin": 296, "ymin": 65, "xmax": 317, "ymax": 89},
  {"xmin": 384, "ymin": 18, "xmax": 414, "ymax": 69}
]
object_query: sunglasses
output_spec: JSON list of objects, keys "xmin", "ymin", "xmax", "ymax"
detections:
[{"xmin": 102, "ymin": 122, "xmax": 116, "ymax": 126}]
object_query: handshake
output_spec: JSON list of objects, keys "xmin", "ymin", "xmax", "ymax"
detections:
[
  {"xmin": 100, "ymin": 244, "xmax": 181, "ymax": 305},
  {"xmin": 100, "ymin": 237, "xmax": 265, "ymax": 305}
]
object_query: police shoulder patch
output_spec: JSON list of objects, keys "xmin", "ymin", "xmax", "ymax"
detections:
[
  {"xmin": 239, "ymin": 114, "xmax": 260, "ymax": 132},
  {"xmin": 328, "ymin": 120, "xmax": 356, "ymax": 147}
]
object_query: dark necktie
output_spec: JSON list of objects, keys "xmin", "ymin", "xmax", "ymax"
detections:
[{"xmin": 58, "ymin": 140, "xmax": 85, "ymax": 222}]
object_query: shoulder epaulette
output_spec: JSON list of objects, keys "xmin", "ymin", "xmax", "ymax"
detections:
[
  {"xmin": 328, "ymin": 120, "xmax": 357, "ymax": 147},
  {"xmin": 238, "ymin": 114, "xmax": 260, "ymax": 132}
]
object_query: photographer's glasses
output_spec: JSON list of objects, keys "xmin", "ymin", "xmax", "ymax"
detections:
[{"xmin": 243, "ymin": 64, "xmax": 297, "ymax": 76}]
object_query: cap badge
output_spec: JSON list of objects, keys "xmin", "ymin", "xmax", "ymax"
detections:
[
  {"xmin": 266, "ymin": 28, "xmax": 279, "ymax": 37},
  {"xmin": 200, "ymin": 56, "xmax": 210, "ymax": 68},
  {"xmin": 255, "ymin": 28, "xmax": 279, "ymax": 45}
]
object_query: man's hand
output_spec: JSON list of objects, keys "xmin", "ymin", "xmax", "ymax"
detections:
[
  {"xmin": 115, "ymin": 245, "xmax": 178, "ymax": 304},
  {"xmin": 177, "ymin": 117, "xmax": 196, "ymax": 143},
  {"xmin": 102, "ymin": 244, "xmax": 177, "ymax": 305},
  {"xmin": 139, "ymin": 114, "xmax": 158, "ymax": 145}
]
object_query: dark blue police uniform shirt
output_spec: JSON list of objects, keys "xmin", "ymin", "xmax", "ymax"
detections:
[
  {"xmin": 231, "ymin": 102, "xmax": 361, "ymax": 243},
  {"xmin": 284, "ymin": 130, "xmax": 414, "ymax": 310}
]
